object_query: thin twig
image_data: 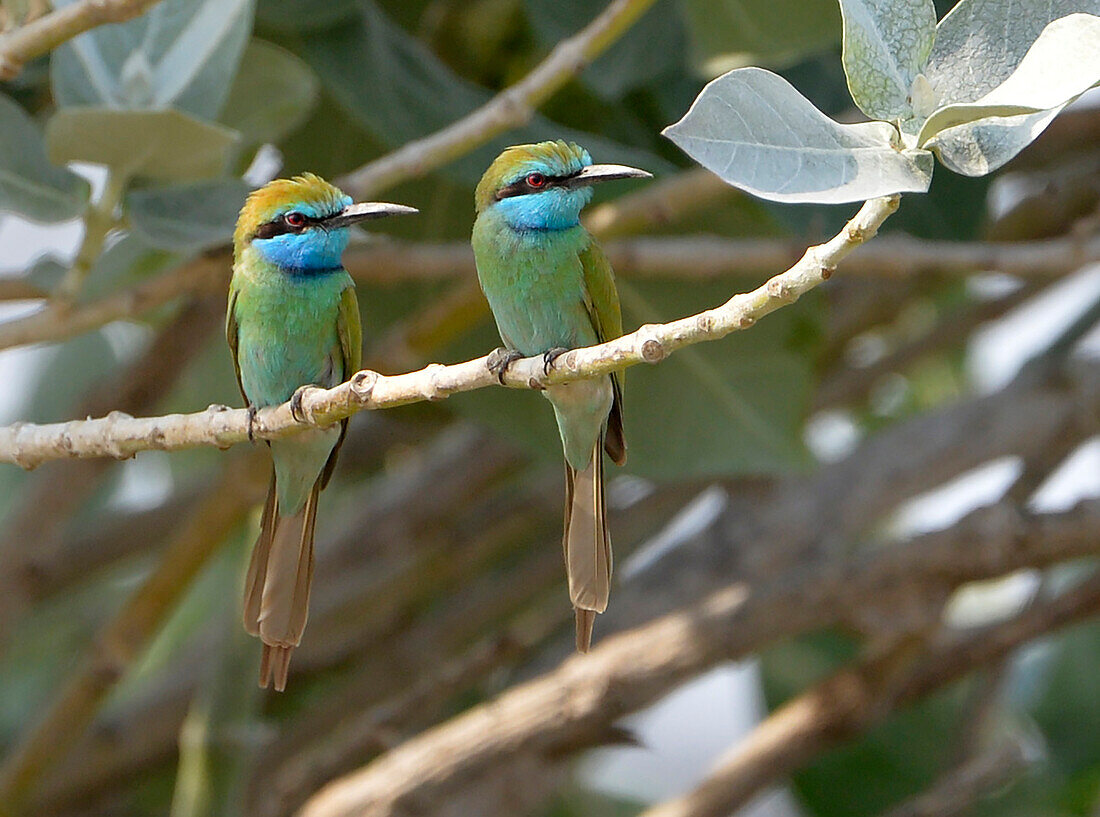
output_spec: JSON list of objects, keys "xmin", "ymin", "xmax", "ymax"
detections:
[
  {"xmin": 0, "ymin": 0, "xmax": 164, "ymax": 79},
  {"xmin": 0, "ymin": 196, "xmax": 900, "ymax": 467},
  {"xmin": 334, "ymin": 0, "xmax": 662, "ymax": 198}
]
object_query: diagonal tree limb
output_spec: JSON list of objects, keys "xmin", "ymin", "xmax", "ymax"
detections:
[
  {"xmin": 294, "ymin": 498, "xmax": 1100, "ymax": 817},
  {"xmin": 0, "ymin": 195, "xmax": 901, "ymax": 467},
  {"xmin": 333, "ymin": 0, "xmax": 661, "ymax": 198},
  {"xmin": 0, "ymin": 0, "xmax": 165, "ymax": 79}
]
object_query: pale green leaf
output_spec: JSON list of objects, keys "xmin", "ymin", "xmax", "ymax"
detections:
[
  {"xmin": 926, "ymin": 0, "xmax": 1100, "ymax": 105},
  {"xmin": 927, "ymin": 106, "xmax": 1066, "ymax": 177},
  {"xmin": 45, "ymin": 108, "xmax": 240, "ymax": 181},
  {"xmin": 838, "ymin": 0, "xmax": 937, "ymax": 120},
  {"xmin": 51, "ymin": 0, "xmax": 254, "ymax": 119},
  {"xmin": 126, "ymin": 179, "xmax": 251, "ymax": 251},
  {"xmin": 680, "ymin": 0, "xmax": 841, "ymax": 76},
  {"xmin": 0, "ymin": 94, "xmax": 90, "ymax": 223},
  {"xmin": 217, "ymin": 40, "xmax": 319, "ymax": 146},
  {"xmin": 918, "ymin": 14, "xmax": 1100, "ymax": 145},
  {"xmin": 662, "ymin": 68, "xmax": 933, "ymax": 204}
]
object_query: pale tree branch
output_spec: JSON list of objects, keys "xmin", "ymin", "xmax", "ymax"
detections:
[
  {"xmin": 0, "ymin": 0, "xmax": 165, "ymax": 79},
  {"xmin": 0, "ymin": 195, "xmax": 900, "ymax": 468},
  {"xmin": 334, "ymin": 0, "xmax": 661, "ymax": 198},
  {"xmin": 294, "ymin": 499, "xmax": 1100, "ymax": 817},
  {"xmin": 2, "ymin": 226, "xmax": 1095, "ymax": 354}
]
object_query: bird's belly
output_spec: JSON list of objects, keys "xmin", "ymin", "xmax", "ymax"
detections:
[{"xmin": 237, "ymin": 323, "xmax": 340, "ymax": 408}]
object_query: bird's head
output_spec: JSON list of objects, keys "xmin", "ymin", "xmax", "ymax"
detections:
[
  {"xmin": 475, "ymin": 141, "xmax": 650, "ymax": 231},
  {"xmin": 234, "ymin": 173, "xmax": 417, "ymax": 272}
]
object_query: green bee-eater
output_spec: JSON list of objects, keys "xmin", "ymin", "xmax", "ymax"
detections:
[
  {"xmin": 471, "ymin": 141, "xmax": 650, "ymax": 651},
  {"xmin": 227, "ymin": 173, "xmax": 416, "ymax": 690}
]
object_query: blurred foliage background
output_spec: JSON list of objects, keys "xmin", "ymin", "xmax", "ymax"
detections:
[{"xmin": 1, "ymin": 0, "xmax": 1100, "ymax": 815}]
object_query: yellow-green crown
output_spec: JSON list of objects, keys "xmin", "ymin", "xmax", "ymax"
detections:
[
  {"xmin": 474, "ymin": 140, "xmax": 592, "ymax": 212},
  {"xmin": 233, "ymin": 173, "xmax": 351, "ymax": 250}
]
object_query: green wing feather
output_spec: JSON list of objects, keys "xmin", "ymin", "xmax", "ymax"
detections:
[
  {"xmin": 578, "ymin": 240, "xmax": 626, "ymax": 465},
  {"xmin": 320, "ymin": 284, "xmax": 362, "ymax": 488},
  {"xmin": 226, "ymin": 284, "xmax": 246, "ymax": 405}
]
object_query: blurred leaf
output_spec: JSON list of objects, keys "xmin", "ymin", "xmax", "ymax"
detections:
[
  {"xmin": 663, "ymin": 68, "xmax": 934, "ymax": 204},
  {"xmin": 524, "ymin": 0, "xmax": 687, "ymax": 99},
  {"xmin": 51, "ymin": 0, "xmax": 254, "ymax": 118},
  {"xmin": 127, "ymin": 179, "xmax": 251, "ymax": 251},
  {"xmin": 256, "ymin": 0, "xmax": 359, "ymax": 32},
  {"xmin": 291, "ymin": 1, "xmax": 671, "ymax": 187},
  {"xmin": 78, "ymin": 233, "xmax": 182, "ymax": 304},
  {"xmin": 46, "ymin": 107, "xmax": 240, "ymax": 181},
  {"xmin": 1028, "ymin": 620, "xmax": 1100, "ymax": 780},
  {"xmin": 0, "ymin": 93, "xmax": 90, "ymax": 222},
  {"xmin": 26, "ymin": 331, "xmax": 122, "ymax": 422},
  {"xmin": 838, "ymin": 0, "xmax": 937, "ymax": 121},
  {"xmin": 680, "ymin": 0, "xmax": 841, "ymax": 77},
  {"xmin": 446, "ymin": 276, "xmax": 814, "ymax": 479},
  {"xmin": 926, "ymin": 0, "xmax": 1100, "ymax": 105},
  {"xmin": 219, "ymin": 39, "xmax": 320, "ymax": 146}
]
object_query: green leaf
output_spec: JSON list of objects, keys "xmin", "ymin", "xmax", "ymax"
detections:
[
  {"xmin": 126, "ymin": 179, "xmax": 251, "ymax": 251},
  {"xmin": 663, "ymin": 68, "xmax": 934, "ymax": 204},
  {"xmin": 838, "ymin": 0, "xmax": 937, "ymax": 120},
  {"xmin": 523, "ymin": 0, "xmax": 686, "ymax": 99},
  {"xmin": 680, "ymin": 0, "xmax": 841, "ymax": 77},
  {"xmin": 51, "ymin": 0, "xmax": 254, "ymax": 118},
  {"xmin": 0, "ymin": 93, "xmax": 90, "ymax": 223},
  {"xmin": 292, "ymin": 1, "xmax": 671, "ymax": 187},
  {"xmin": 45, "ymin": 107, "xmax": 240, "ymax": 181},
  {"xmin": 925, "ymin": 107, "xmax": 1066, "ymax": 177},
  {"xmin": 218, "ymin": 39, "xmax": 319, "ymax": 146},
  {"xmin": 918, "ymin": 14, "xmax": 1100, "ymax": 147},
  {"xmin": 925, "ymin": 0, "xmax": 1100, "ymax": 105}
]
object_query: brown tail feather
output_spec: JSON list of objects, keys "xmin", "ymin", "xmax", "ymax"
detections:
[
  {"xmin": 564, "ymin": 440, "xmax": 611, "ymax": 653},
  {"xmin": 242, "ymin": 477, "xmax": 320, "ymax": 691}
]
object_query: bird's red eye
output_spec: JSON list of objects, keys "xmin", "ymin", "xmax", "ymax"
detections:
[
  {"xmin": 526, "ymin": 173, "xmax": 547, "ymax": 188},
  {"xmin": 284, "ymin": 212, "xmax": 306, "ymax": 228}
]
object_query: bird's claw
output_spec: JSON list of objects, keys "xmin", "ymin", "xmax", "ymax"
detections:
[
  {"xmin": 289, "ymin": 386, "xmax": 312, "ymax": 424},
  {"xmin": 542, "ymin": 347, "xmax": 569, "ymax": 376},
  {"xmin": 246, "ymin": 405, "xmax": 258, "ymax": 444},
  {"xmin": 487, "ymin": 347, "xmax": 523, "ymax": 385}
]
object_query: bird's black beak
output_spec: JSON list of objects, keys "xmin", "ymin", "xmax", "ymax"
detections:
[
  {"xmin": 562, "ymin": 164, "xmax": 652, "ymax": 190},
  {"xmin": 323, "ymin": 202, "xmax": 418, "ymax": 229}
]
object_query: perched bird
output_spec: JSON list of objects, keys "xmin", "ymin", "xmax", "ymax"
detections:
[
  {"xmin": 227, "ymin": 173, "xmax": 416, "ymax": 690},
  {"xmin": 471, "ymin": 141, "xmax": 650, "ymax": 651}
]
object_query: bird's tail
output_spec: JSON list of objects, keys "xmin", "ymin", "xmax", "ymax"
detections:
[
  {"xmin": 563, "ymin": 438, "xmax": 611, "ymax": 653},
  {"xmin": 242, "ymin": 473, "xmax": 319, "ymax": 691}
]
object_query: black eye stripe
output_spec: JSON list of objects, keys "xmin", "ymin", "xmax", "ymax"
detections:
[
  {"xmin": 494, "ymin": 170, "xmax": 582, "ymax": 201},
  {"xmin": 252, "ymin": 212, "xmax": 324, "ymax": 240}
]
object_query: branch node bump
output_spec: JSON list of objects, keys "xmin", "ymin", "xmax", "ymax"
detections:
[
  {"xmin": 104, "ymin": 411, "xmax": 135, "ymax": 460},
  {"xmin": 695, "ymin": 313, "xmax": 717, "ymax": 333},
  {"xmin": 767, "ymin": 280, "xmax": 793, "ymax": 301},
  {"xmin": 847, "ymin": 225, "xmax": 866, "ymax": 243},
  {"xmin": 425, "ymin": 363, "xmax": 447, "ymax": 401},
  {"xmin": 350, "ymin": 370, "xmax": 379, "ymax": 402},
  {"xmin": 528, "ymin": 377, "xmax": 545, "ymax": 391},
  {"xmin": 739, "ymin": 315, "xmax": 756, "ymax": 328},
  {"xmin": 821, "ymin": 265, "xmax": 836, "ymax": 280}
]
